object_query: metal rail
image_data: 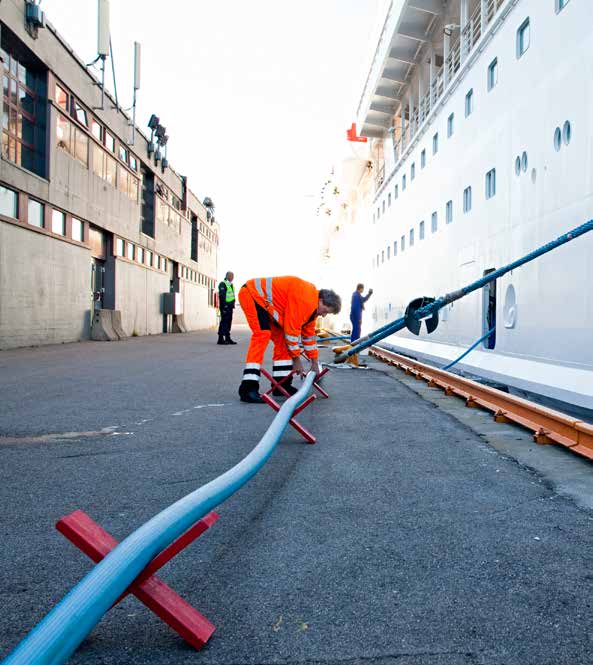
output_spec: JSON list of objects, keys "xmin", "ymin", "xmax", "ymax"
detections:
[
  {"xmin": 370, "ymin": 346, "xmax": 593, "ymax": 461},
  {"xmin": 3, "ymin": 371, "xmax": 319, "ymax": 665}
]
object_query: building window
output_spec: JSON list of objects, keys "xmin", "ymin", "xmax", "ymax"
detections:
[
  {"xmin": 465, "ymin": 89, "xmax": 474, "ymax": 117},
  {"xmin": 517, "ymin": 18, "xmax": 530, "ymax": 58},
  {"xmin": 126, "ymin": 242, "xmax": 135, "ymax": 261},
  {"xmin": 91, "ymin": 119, "xmax": 103, "ymax": 141},
  {"xmin": 446, "ymin": 200, "xmax": 453, "ymax": 224},
  {"xmin": 56, "ymin": 113, "xmax": 88, "ymax": 167},
  {"xmin": 55, "ymin": 84, "xmax": 69, "ymax": 111},
  {"xmin": 115, "ymin": 238, "xmax": 124, "ymax": 256},
  {"xmin": 487, "ymin": 58, "xmax": 498, "ymax": 91},
  {"xmin": 1, "ymin": 44, "xmax": 46, "ymax": 176},
  {"xmin": 402, "ymin": 174, "xmax": 407, "ymax": 190},
  {"xmin": 421, "ymin": 149, "xmax": 426, "ymax": 168},
  {"xmin": 556, "ymin": 0, "xmax": 570, "ymax": 11},
  {"xmin": 105, "ymin": 131, "xmax": 115, "ymax": 153},
  {"xmin": 431, "ymin": 211, "xmax": 438, "ymax": 233},
  {"xmin": 71, "ymin": 217, "xmax": 83, "ymax": 242},
  {"xmin": 411, "ymin": 162, "xmax": 416, "ymax": 180},
  {"xmin": 419, "ymin": 220, "xmax": 425, "ymax": 240},
  {"xmin": 147, "ymin": 250, "xmax": 153, "ymax": 267},
  {"xmin": 485, "ymin": 168, "xmax": 496, "ymax": 199},
  {"xmin": 0, "ymin": 184, "xmax": 18, "ymax": 218},
  {"xmin": 51, "ymin": 209, "xmax": 66, "ymax": 236},
  {"xmin": 118, "ymin": 145, "xmax": 128, "ymax": 163},
  {"xmin": 388, "ymin": 192, "xmax": 392, "ymax": 207},
  {"xmin": 137, "ymin": 247, "xmax": 145, "ymax": 264},
  {"xmin": 463, "ymin": 186, "xmax": 472, "ymax": 212},
  {"xmin": 432, "ymin": 132, "xmax": 438, "ymax": 155},
  {"xmin": 447, "ymin": 113, "xmax": 454, "ymax": 138},
  {"xmin": 394, "ymin": 184, "xmax": 399, "ymax": 199},
  {"xmin": 129, "ymin": 154, "xmax": 137, "ymax": 171},
  {"xmin": 409, "ymin": 228, "xmax": 414, "ymax": 246},
  {"xmin": 401, "ymin": 235, "xmax": 405, "ymax": 251},
  {"xmin": 28, "ymin": 198, "xmax": 43, "ymax": 227}
]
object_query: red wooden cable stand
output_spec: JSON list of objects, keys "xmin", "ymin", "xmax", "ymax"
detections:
[{"xmin": 55, "ymin": 509, "xmax": 220, "ymax": 650}]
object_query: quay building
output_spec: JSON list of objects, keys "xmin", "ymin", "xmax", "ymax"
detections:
[{"xmin": 0, "ymin": 0, "xmax": 219, "ymax": 350}]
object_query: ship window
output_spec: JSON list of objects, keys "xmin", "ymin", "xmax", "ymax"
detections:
[
  {"xmin": 393, "ymin": 240, "xmax": 398, "ymax": 256},
  {"xmin": 394, "ymin": 183, "xmax": 399, "ymax": 199},
  {"xmin": 372, "ymin": 212, "xmax": 375, "ymax": 224},
  {"xmin": 553, "ymin": 127, "xmax": 561, "ymax": 151},
  {"xmin": 382, "ymin": 200, "xmax": 386, "ymax": 213},
  {"xmin": 28, "ymin": 198, "xmax": 44, "ymax": 227},
  {"xmin": 377, "ymin": 206, "xmax": 380, "ymax": 219},
  {"xmin": 0, "ymin": 184, "xmax": 18, "ymax": 218},
  {"xmin": 421, "ymin": 149, "xmax": 426, "ymax": 168},
  {"xmin": 485, "ymin": 168, "xmax": 496, "ymax": 199},
  {"xmin": 465, "ymin": 89, "xmax": 474, "ymax": 117},
  {"xmin": 372, "ymin": 257, "xmax": 375, "ymax": 268},
  {"xmin": 562, "ymin": 120, "xmax": 571, "ymax": 145},
  {"xmin": 431, "ymin": 211, "xmax": 437, "ymax": 233},
  {"xmin": 411, "ymin": 162, "xmax": 415, "ymax": 180},
  {"xmin": 556, "ymin": 0, "xmax": 569, "ymax": 11},
  {"xmin": 487, "ymin": 58, "xmax": 498, "ymax": 91},
  {"xmin": 463, "ymin": 186, "xmax": 472, "ymax": 212},
  {"xmin": 515, "ymin": 156, "xmax": 521, "ymax": 176},
  {"xmin": 381, "ymin": 250, "xmax": 385, "ymax": 264},
  {"xmin": 387, "ymin": 245, "xmax": 390, "ymax": 260},
  {"xmin": 446, "ymin": 200, "xmax": 453, "ymax": 224},
  {"xmin": 419, "ymin": 220, "xmax": 425, "ymax": 240},
  {"xmin": 376, "ymin": 253, "xmax": 379, "ymax": 266},
  {"xmin": 447, "ymin": 113, "xmax": 454, "ymax": 138},
  {"xmin": 521, "ymin": 151, "xmax": 528, "ymax": 172},
  {"xmin": 409, "ymin": 228, "xmax": 414, "ymax": 246},
  {"xmin": 402, "ymin": 174, "xmax": 407, "ymax": 190},
  {"xmin": 401, "ymin": 235, "xmax": 405, "ymax": 251},
  {"xmin": 388, "ymin": 192, "xmax": 392, "ymax": 207},
  {"xmin": 432, "ymin": 132, "xmax": 438, "ymax": 155},
  {"xmin": 482, "ymin": 268, "xmax": 497, "ymax": 349},
  {"xmin": 516, "ymin": 18, "xmax": 530, "ymax": 59}
]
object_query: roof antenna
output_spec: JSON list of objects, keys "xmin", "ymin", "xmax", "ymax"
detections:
[
  {"xmin": 128, "ymin": 42, "xmax": 141, "ymax": 145},
  {"xmin": 96, "ymin": 0, "xmax": 110, "ymax": 110}
]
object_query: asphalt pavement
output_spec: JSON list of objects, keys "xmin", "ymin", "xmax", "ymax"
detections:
[{"xmin": 1, "ymin": 329, "xmax": 593, "ymax": 664}]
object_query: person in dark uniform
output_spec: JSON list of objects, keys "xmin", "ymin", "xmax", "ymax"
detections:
[
  {"xmin": 217, "ymin": 271, "xmax": 237, "ymax": 345},
  {"xmin": 349, "ymin": 283, "xmax": 373, "ymax": 342}
]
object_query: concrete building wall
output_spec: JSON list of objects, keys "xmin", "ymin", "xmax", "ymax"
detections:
[
  {"xmin": 179, "ymin": 279, "xmax": 217, "ymax": 331},
  {"xmin": 0, "ymin": 220, "xmax": 90, "ymax": 349},
  {"xmin": 114, "ymin": 259, "xmax": 169, "ymax": 337}
]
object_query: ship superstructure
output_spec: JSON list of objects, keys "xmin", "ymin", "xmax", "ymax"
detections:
[{"xmin": 323, "ymin": 0, "xmax": 593, "ymax": 415}]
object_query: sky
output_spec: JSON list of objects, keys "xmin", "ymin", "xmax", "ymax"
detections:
[{"xmin": 42, "ymin": 0, "xmax": 383, "ymax": 284}]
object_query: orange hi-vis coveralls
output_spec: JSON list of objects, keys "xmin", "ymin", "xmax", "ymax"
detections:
[{"xmin": 238, "ymin": 276, "xmax": 319, "ymax": 388}]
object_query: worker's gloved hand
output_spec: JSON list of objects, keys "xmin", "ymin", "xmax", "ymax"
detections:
[
  {"xmin": 310, "ymin": 359, "xmax": 321, "ymax": 376},
  {"xmin": 292, "ymin": 355, "xmax": 306, "ymax": 377},
  {"xmin": 368, "ymin": 288, "xmax": 373, "ymax": 295}
]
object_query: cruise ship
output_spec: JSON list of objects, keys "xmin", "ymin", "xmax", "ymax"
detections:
[{"xmin": 321, "ymin": 0, "xmax": 593, "ymax": 416}]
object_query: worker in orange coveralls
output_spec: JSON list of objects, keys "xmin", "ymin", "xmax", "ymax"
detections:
[{"xmin": 237, "ymin": 276, "xmax": 342, "ymax": 403}]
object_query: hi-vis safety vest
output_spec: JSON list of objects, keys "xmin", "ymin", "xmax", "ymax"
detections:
[
  {"xmin": 245, "ymin": 276, "xmax": 319, "ymax": 359},
  {"xmin": 223, "ymin": 279, "xmax": 235, "ymax": 303}
]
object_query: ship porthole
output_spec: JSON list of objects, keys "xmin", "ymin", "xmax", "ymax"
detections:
[
  {"xmin": 554, "ymin": 127, "xmax": 562, "ymax": 151},
  {"xmin": 563, "ymin": 120, "xmax": 572, "ymax": 145},
  {"xmin": 531, "ymin": 168, "xmax": 537, "ymax": 183},
  {"xmin": 521, "ymin": 151, "xmax": 528, "ymax": 172},
  {"xmin": 515, "ymin": 156, "xmax": 521, "ymax": 176},
  {"xmin": 503, "ymin": 285, "xmax": 517, "ymax": 329}
]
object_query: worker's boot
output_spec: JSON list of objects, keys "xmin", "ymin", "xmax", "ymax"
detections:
[
  {"xmin": 225, "ymin": 336, "xmax": 237, "ymax": 345},
  {"xmin": 238, "ymin": 380, "xmax": 264, "ymax": 404},
  {"xmin": 272, "ymin": 376, "xmax": 298, "ymax": 398},
  {"xmin": 217, "ymin": 334, "xmax": 227, "ymax": 345}
]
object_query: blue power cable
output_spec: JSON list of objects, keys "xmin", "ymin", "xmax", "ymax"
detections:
[{"xmin": 442, "ymin": 327, "xmax": 496, "ymax": 371}]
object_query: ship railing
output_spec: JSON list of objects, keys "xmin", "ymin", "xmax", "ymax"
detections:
[{"xmin": 375, "ymin": 162, "xmax": 385, "ymax": 189}]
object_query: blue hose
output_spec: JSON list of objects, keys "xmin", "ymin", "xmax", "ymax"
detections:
[
  {"xmin": 3, "ymin": 371, "xmax": 318, "ymax": 665},
  {"xmin": 441, "ymin": 327, "xmax": 496, "ymax": 371}
]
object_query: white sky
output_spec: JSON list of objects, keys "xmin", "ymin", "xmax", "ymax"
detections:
[{"xmin": 42, "ymin": 0, "xmax": 383, "ymax": 285}]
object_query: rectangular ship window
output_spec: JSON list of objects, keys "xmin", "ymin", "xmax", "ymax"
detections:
[
  {"xmin": 419, "ymin": 220, "xmax": 425, "ymax": 240},
  {"xmin": 446, "ymin": 200, "xmax": 453, "ymax": 224},
  {"xmin": 463, "ymin": 186, "xmax": 472, "ymax": 212},
  {"xmin": 485, "ymin": 169, "xmax": 496, "ymax": 199},
  {"xmin": 431, "ymin": 211, "xmax": 438, "ymax": 233},
  {"xmin": 432, "ymin": 132, "xmax": 439, "ymax": 155},
  {"xmin": 447, "ymin": 113, "xmax": 454, "ymax": 137},
  {"xmin": 465, "ymin": 89, "xmax": 474, "ymax": 117},
  {"xmin": 487, "ymin": 58, "xmax": 498, "ymax": 91},
  {"xmin": 516, "ymin": 18, "xmax": 530, "ymax": 58}
]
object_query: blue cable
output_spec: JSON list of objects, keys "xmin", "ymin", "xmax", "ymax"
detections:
[{"xmin": 442, "ymin": 327, "xmax": 496, "ymax": 371}]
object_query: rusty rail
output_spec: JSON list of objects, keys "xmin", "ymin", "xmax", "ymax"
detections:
[{"xmin": 370, "ymin": 346, "xmax": 593, "ymax": 461}]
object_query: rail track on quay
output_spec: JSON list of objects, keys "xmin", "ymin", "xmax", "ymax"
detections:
[{"xmin": 370, "ymin": 346, "xmax": 593, "ymax": 462}]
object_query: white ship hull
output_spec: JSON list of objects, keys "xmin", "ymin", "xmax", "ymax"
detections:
[{"xmin": 324, "ymin": 0, "xmax": 593, "ymax": 414}]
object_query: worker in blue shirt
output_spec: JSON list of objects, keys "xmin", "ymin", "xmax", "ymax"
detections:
[{"xmin": 349, "ymin": 283, "xmax": 373, "ymax": 342}]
